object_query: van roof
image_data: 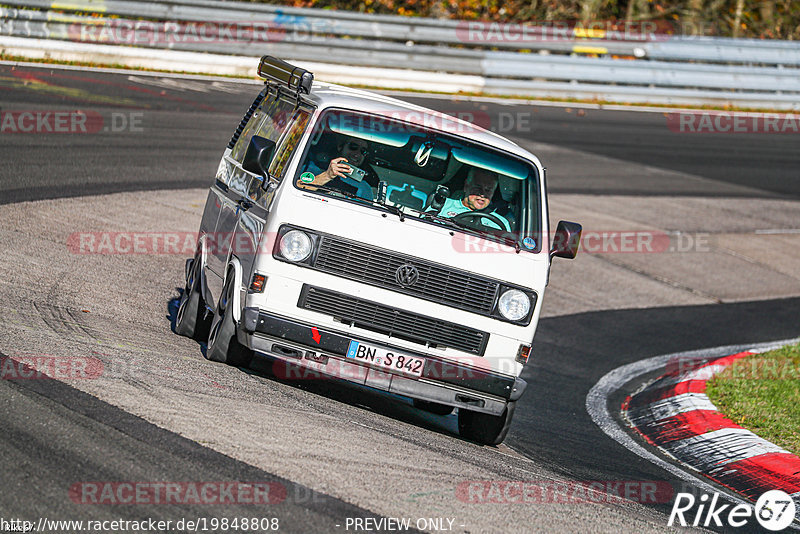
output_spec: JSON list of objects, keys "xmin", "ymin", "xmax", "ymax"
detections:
[{"xmin": 307, "ymin": 81, "xmax": 542, "ymax": 166}]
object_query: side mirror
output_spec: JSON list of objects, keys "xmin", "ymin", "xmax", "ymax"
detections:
[
  {"xmin": 242, "ymin": 135, "xmax": 277, "ymax": 187},
  {"xmin": 550, "ymin": 220, "xmax": 582, "ymax": 259}
]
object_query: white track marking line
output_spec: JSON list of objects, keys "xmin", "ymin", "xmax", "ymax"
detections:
[
  {"xmin": 0, "ymin": 59, "xmax": 263, "ymax": 84},
  {"xmin": 627, "ymin": 393, "xmax": 718, "ymax": 423},
  {"xmin": 4, "ymin": 59, "xmax": 800, "ymax": 117},
  {"xmin": 380, "ymin": 90, "xmax": 800, "ymax": 116},
  {"xmin": 656, "ymin": 363, "xmax": 730, "ymax": 386},
  {"xmin": 664, "ymin": 428, "xmax": 791, "ymax": 472},
  {"xmin": 755, "ymin": 229, "xmax": 800, "ymax": 235},
  {"xmin": 586, "ymin": 338, "xmax": 799, "ymax": 513}
]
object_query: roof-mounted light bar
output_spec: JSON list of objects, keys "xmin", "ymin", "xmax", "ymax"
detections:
[{"xmin": 258, "ymin": 55, "xmax": 314, "ymax": 95}]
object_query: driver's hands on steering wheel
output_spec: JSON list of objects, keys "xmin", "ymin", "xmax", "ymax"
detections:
[{"xmin": 451, "ymin": 210, "xmax": 508, "ymax": 231}]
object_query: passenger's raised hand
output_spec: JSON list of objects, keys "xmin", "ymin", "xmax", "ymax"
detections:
[{"xmin": 325, "ymin": 157, "xmax": 351, "ymax": 180}]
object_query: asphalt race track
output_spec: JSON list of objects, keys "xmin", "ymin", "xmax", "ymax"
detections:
[{"xmin": 1, "ymin": 63, "xmax": 799, "ymax": 533}]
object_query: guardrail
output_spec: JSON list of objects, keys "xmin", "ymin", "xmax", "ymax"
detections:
[{"xmin": 2, "ymin": 0, "xmax": 799, "ymax": 108}]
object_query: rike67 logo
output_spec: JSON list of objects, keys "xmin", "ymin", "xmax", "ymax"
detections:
[{"xmin": 669, "ymin": 490, "xmax": 797, "ymax": 531}]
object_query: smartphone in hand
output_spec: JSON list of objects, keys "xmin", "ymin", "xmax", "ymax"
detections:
[{"xmin": 343, "ymin": 164, "xmax": 366, "ymax": 182}]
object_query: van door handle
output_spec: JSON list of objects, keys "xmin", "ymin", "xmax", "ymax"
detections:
[{"xmin": 237, "ymin": 199, "xmax": 253, "ymax": 211}]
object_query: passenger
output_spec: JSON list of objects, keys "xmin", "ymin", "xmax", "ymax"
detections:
[
  {"xmin": 493, "ymin": 174, "xmax": 519, "ymax": 230},
  {"xmin": 299, "ymin": 136, "xmax": 374, "ymax": 200},
  {"xmin": 434, "ymin": 168, "xmax": 511, "ymax": 231}
]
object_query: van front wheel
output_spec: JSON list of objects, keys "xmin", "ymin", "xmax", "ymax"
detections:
[
  {"xmin": 206, "ymin": 272, "xmax": 253, "ymax": 368},
  {"xmin": 458, "ymin": 402, "xmax": 516, "ymax": 445},
  {"xmin": 175, "ymin": 255, "xmax": 211, "ymax": 341}
]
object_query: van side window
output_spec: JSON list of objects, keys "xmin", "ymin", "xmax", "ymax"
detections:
[
  {"xmin": 247, "ymin": 108, "xmax": 312, "ymax": 208},
  {"xmin": 268, "ymin": 109, "xmax": 311, "ymax": 179},
  {"xmin": 230, "ymin": 89, "xmax": 296, "ymax": 163}
]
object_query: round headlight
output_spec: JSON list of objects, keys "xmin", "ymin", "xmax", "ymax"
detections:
[
  {"xmin": 279, "ymin": 230, "xmax": 312, "ymax": 262},
  {"xmin": 497, "ymin": 289, "xmax": 530, "ymax": 321}
]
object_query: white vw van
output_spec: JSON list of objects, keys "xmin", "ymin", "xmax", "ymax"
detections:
[{"xmin": 175, "ymin": 56, "xmax": 581, "ymax": 445}]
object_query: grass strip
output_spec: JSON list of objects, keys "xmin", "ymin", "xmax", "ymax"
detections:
[{"xmin": 706, "ymin": 343, "xmax": 800, "ymax": 456}]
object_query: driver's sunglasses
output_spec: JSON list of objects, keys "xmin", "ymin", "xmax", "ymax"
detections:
[
  {"xmin": 347, "ymin": 142, "xmax": 369, "ymax": 155},
  {"xmin": 468, "ymin": 184, "xmax": 495, "ymax": 197}
]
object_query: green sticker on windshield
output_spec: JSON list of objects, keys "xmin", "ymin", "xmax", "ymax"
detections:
[{"xmin": 299, "ymin": 172, "xmax": 315, "ymax": 183}]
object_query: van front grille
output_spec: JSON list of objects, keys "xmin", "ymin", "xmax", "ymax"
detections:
[
  {"xmin": 313, "ymin": 236, "xmax": 499, "ymax": 315},
  {"xmin": 298, "ymin": 286, "xmax": 488, "ymax": 355}
]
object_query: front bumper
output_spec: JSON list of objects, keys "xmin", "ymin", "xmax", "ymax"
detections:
[{"xmin": 240, "ymin": 308, "xmax": 527, "ymax": 416}]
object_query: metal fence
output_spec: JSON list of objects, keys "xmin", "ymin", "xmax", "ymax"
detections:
[{"xmin": 2, "ymin": 0, "xmax": 799, "ymax": 107}]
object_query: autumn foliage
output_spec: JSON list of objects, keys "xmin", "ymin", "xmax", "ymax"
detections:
[{"xmin": 250, "ymin": 0, "xmax": 800, "ymax": 40}]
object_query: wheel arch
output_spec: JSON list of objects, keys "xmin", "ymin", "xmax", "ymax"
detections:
[
  {"xmin": 195, "ymin": 234, "xmax": 215, "ymax": 311},
  {"xmin": 224, "ymin": 255, "xmax": 244, "ymax": 324}
]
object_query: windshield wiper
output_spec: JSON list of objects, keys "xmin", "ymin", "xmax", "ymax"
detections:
[
  {"xmin": 377, "ymin": 199, "xmax": 405, "ymax": 221},
  {"xmin": 302, "ymin": 182, "xmax": 363, "ymax": 201},
  {"xmin": 411, "ymin": 209, "xmax": 471, "ymax": 231}
]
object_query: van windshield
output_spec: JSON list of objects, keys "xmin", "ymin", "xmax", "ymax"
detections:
[{"xmin": 293, "ymin": 109, "xmax": 542, "ymax": 252}]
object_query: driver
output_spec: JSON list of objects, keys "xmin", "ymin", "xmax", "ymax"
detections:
[
  {"xmin": 299, "ymin": 136, "xmax": 374, "ymax": 200},
  {"xmin": 434, "ymin": 167, "xmax": 511, "ymax": 231}
]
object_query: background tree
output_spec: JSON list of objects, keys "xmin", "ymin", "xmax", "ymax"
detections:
[{"xmin": 258, "ymin": 0, "xmax": 799, "ymax": 39}]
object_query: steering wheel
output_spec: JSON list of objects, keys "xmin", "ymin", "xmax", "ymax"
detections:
[{"xmin": 452, "ymin": 211, "xmax": 507, "ymax": 231}]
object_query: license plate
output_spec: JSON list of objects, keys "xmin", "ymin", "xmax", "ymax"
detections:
[{"xmin": 346, "ymin": 340, "xmax": 425, "ymax": 377}]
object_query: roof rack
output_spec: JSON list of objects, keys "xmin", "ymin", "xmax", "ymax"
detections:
[{"xmin": 258, "ymin": 56, "xmax": 314, "ymax": 96}]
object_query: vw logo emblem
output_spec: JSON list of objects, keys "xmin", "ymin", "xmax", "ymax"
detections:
[{"xmin": 395, "ymin": 264, "xmax": 419, "ymax": 287}]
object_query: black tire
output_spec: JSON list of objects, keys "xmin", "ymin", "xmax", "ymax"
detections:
[
  {"xmin": 174, "ymin": 256, "xmax": 211, "ymax": 340},
  {"xmin": 458, "ymin": 401, "xmax": 516, "ymax": 445},
  {"xmin": 205, "ymin": 271, "xmax": 253, "ymax": 368},
  {"xmin": 413, "ymin": 399, "xmax": 453, "ymax": 416}
]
